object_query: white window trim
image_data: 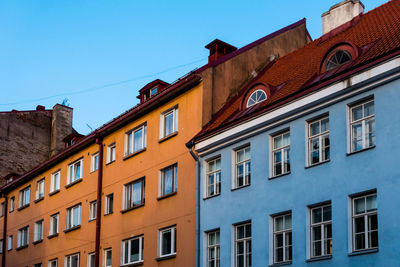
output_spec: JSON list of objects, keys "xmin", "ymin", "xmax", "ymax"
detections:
[
  {"xmin": 159, "ymin": 164, "xmax": 178, "ymax": 197},
  {"xmin": 17, "ymin": 226, "xmax": 29, "ymax": 248},
  {"xmin": 206, "ymin": 230, "xmax": 220, "ymax": 267},
  {"xmin": 234, "ymin": 222, "xmax": 251, "ymax": 267},
  {"xmin": 121, "ymin": 235, "xmax": 144, "ymax": 265},
  {"xmin": 271, "ymin": 131, "xmax": 290, "ymax": 177},
  {"xmin": 233, "ymin": 146, "xmax": 251, "ymax": 189},
  {"xmin": 106, "ymin": 143, "xmax": 116, "ymax": 164},
  {"xmin": 65, "ymin": 253, "xmax": 80, "ymax": 267},
  {"xmin": 67, "ymin": 158, "xmax": 83, "ymax": 185},
  {"xmin": 123, "ymin": 179, "xmax": 145, "ymax": 210},
  {"xmin": 246, "ymin": 89, "xmax": 267, "ymax": 107},
  {"xmin": 348, "ymin": 99, "xmax": 375, "ymax": 153},
  {"xmin": 87, "ymin": 252, "xmax": 95, "ymax": 267},
  {"xmin": 34, "ymin": 220, "xmax": 44, "ymax": 242},
  {"xmin": 7, "ymin": 235, "xmax": 12, "ymax": 251},
  {"xmin": 49, "ymin": 213, "xmax": 59, "ymax": 235},
  {"xmin": 36, "ymin": 179, "xmax": 45, "ymax": 200},
  {"xmin": 159, "ymin": 226, "xmax": 176, "ymax": 257},
  {"xmin": 105, "ymin": 194, "xmax": 113, "ymax": 215},
  {"xmin": 9, "ymin": 197, "xmax": 15, "ymax": 212},
  {"xmin": 205, "ymin": 157, "xmax": 221, "ymax": 198},
  {"xmin": 91, "ymin": 152, "xmax": 99, "ymax": 172},
  {"xmin": 50, "ymin": 170, "xmax": 61, "ymax": 193},
  {"xmin": 66, "ymin": 204, "xmax": 81, "ymax": 229},
  {"xmin": 19, "ymin": 186, "xmax": 31, "ymax": 208},
  {"xmin": 159, "ymin": 106, "xmax": 179, "ymax": 139},
  {"xmin": 308, "ymin": 203, "xmax": 332, "ymax": 259},
  {"xmin": 104, "ymin": 248, "xmax": 112, "ymax": 267},
  {"xmin": 272, "ymin": 213, "xmax": 292, "ymax": 264},
  {"xmin": 125, "ymin": 124, "xmax": 147, "ymax": 156},
  {"xmin": 89, "ymin": 201, "xmax": 97, "ymax": 221},
  {"xmin": 48, "ymin": 258, "xmax": 58, "ymax": 267},
  {"xmin": 306, "ymin": 116, "xmax": 330, "ymax": 166}
]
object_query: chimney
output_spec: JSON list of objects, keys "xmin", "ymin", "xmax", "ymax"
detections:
[
  {"xmin": 322, "ymin": 0, "xmax": 364, "ymax": 34},
  {"xmin": 36, "ymin": 105, "xmax": 45, "ymax": 111},
  {"xmin": 50, "ymin": 104, "xmax": 73, "ymax": 156},
  {"xmin": 205, "ymin": 39, "xmax": 237, "ymax": 64}
]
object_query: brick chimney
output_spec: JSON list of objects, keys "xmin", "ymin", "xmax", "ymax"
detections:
[
  {"xmin": 205, "ymin": 39, "xmax": 237, "ymax": 64},
  {"xmin": 322, "ymin": 0, "xmax": 364, "ymax": 34},
  {"xmin": 50, "ymin": 104, "xmax": 73, "ymax": 156}
]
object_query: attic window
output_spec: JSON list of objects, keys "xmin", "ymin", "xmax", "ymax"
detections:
[
  {"xmin": 247, "ymin": 90, "xmax": 267, "ymax": 107},
  {"xmin": 325, "ymin": 49, "xmax": 352, "ymax": 71},
  {"xmin": 151, "ymin": 87, "xmax": 158, "ymax": 96}
]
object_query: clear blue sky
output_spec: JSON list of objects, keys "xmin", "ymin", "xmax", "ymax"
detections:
[{"xmin": 0, "ymin": 0, "xmax": 387, "ymax": 134}]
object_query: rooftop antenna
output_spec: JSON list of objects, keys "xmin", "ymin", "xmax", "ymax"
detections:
[{"xmin": 86, "ymin": 124, "xmax": 93, "ymax": 133}]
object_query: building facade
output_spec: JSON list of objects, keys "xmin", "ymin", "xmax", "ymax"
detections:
[{"xmin": 192, "ymin": 0, "xmax": 400, "ymax": 266}]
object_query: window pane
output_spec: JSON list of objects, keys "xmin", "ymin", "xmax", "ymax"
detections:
[
  {"xmin": 164, "ymin": 112, "xmax": 174, "ymax": 136},
  {"xmin": 366, "ymin": 195, "xmax": 377, "ymax": 211},
  {"xmin": 284, "ymin": 215, "xmax": 291, "ymax": 230},
  {"xmin": 274, "ymin": 135, "xmax": 282, "ymax": 149},
  {"xmin": 323, "ymin": 205, "xmax": 331, "ymax": 221},
  {"xmin": 134, "ymin": 128, "xmax": 143, "ymax": 152},
  {"xmin": 310, "ymin": 121, "xmax": 320, "ymax": 136},
  {"xmin": 364, "ymin": 101, "xmax": 374, "ymax": 116},
  {"xmin": 163, "ymin": 168, "xmax": 173, "ymax": 195},
  {"xmin": 352, "ymin": 105, "xmax": 363, "ymax": 121},
  {"xmin": 282, "ymin": 133, "xmax": 290, "ymax": 146},
  {"xmin": 321, "ymin": 118, "xmax": 329, "ymax": 132},
  {"xmin": 132, "ymin": 182, "xmax": 143, "ymax": 206},
  {"xmin": 130, "ymin": 238, "xmax": 140, "ymax": 262},
  {"xmin": 162, "ymin": 230, "xmax": 172, "ymax": 255},
  {"xmin": 354, "ymin": 217, "xmax": 365, "ymax": 234},
  {"xmin": 237, "ymin": 225, "xmax": 244, "ymax": 239},
  {"xmin": 365, "ymin": 118, "xmax": 375, "ymax": 147},
  {"xmin": 275, "ymin": 217, "xmax": 283, "ymax": 231},
  {"xmin": 354, "ymin": 198, "xmax": 365, "ymax": 214}
]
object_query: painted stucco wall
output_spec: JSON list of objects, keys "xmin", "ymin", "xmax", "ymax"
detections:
[{"xmin": 198, "ymin": 78, "xmax": 400, "ymax": 266}]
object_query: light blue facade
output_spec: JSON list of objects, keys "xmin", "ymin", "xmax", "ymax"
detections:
[{"xmin": 196, "ymin": 73, "xmax": 400, "ymax": 266}]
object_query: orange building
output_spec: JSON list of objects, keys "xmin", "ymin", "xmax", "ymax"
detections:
[{"xmin": 0, "ymin": 20, "xmax": 310, "ymax": 267}]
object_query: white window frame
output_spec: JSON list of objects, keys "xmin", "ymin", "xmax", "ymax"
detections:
[
  {"xmin": 89, "ymin": 201, "xmax": 97, "ymax": 221},
  {"xmin": 17, "ymin": 226, "xmax": 29, "ymax": 248},
  {"xmin": 125, "ymin": 124, "xmax": 147, "ymax": 156},
  {"xmin": 159, "ymin": 164, "xmax": 177, "ymax": 197},
  {"xmin": 207, "ymin": 230, "xmax": 220, "ymax": 267},
  {"xmin": 7, "ymin": 235, "xmax": 12, "ymax": 251},
  {"xmin": 271, "ymin": 131, "xmax": 290, "ymax": 177},
  {"xmin": 0, "ymin": 239, "xmax": 3, "ymax": 253},
  {"xmin": 48, "ymin": 258, "xmax": 58, "ymax": 267},
  {"xmin": 91, "ymin": 152, "xmax": 99, "ymax": 172},
  {"xmin": 67, "ymin": 159, "xmax": 83, "ymax": 185},
  {"xmin": 50, "ymin": 170, "xmax": 61, "ymax": 193},
  {"xmin": 351, "ymin": 193, "xmax": 378, "ymax": 252},
  {"xmin": 66, "ymin": 204, "xmax": 81, "ymax": 229},
  {"xmin": 206, "ymin": 157, "xmax": 221, "ymax": 198},
  {"xmin": 309, "ymin": 204, "xmax": 332, "ymax": 258},
  {"xmin": 123, "ymin": 178, "xmax": 145, "ymax": 210},
  {"xmin": 36, "ymin": 179, "xmax": 45, "ymax": 200},
  {"xmin": 349, "ymin": 99, "xmax": 375, "ymax": 153},
  {"xmin": 273, "ymin": 213, "xmax": 292, "ymax": 264},
  {"xmin": 65, "ymin": 253, "xmax": 80, "ymax": 267},
  {"xmin": 19, "ymin": 186, "xmax": 31, "ymax": 208},
  {"xmin": 105, "ymin": 194, "xmax": 113, "ymax": 215},
  {"xmin": 233, "ymin": 146, "xmax": 251, "ymax": 189},
  {"xmin": 0, "ymin": 202, "xmax": 4, "ymax": 217},
  {"xmin": 121, "ymin": 235, "xmax": 144, "ymax": 265},
  {"xmin": 246, "ymin": 89, "xmax": 267, "ymax": 107},
  {"xmin": 87, "ymin": 252, "xmax": 95, "ymax": 267},
  {"xmin": 160, "ymin": 106, "xmax": 178, "ymax": 139},
  {"xmin": 307, "ymin": 116, "xmax": 330, "ymax": 166},
  {"xmin": 34, "ymin": 220, "xmax": 44, "ymax": 242},
  {"xmin": 159, "ymin": 226, "xmax": 176, "ymax": 257},
  {"xmin": 49, "ymin": 213, "xmax": 59, "ymax": 235},
  {"xmin": 107, "ymin": 143, "xmax": 116, "ymax": 164},
  {"xmin": 104, "ymin": 248, "xmax": 112, "ymax": 267},
  {"xmin": 9, "ymin": 197, "xmax": 15, "ymax": 212},
  {"xmin": 234, "ymin": 222, "xmax": 251, "ymax": 267}
]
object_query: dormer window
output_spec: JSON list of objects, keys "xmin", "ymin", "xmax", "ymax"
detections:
[
  {"xmin": 247, "ymin": 90, "xmax": 267, "ymax": 107},
  {"xmin": 325, "ymin": 49, "xmax": 352, "ymax": 71},
  {"xmin": 151, "ymin": 87, "xmax": 158, "ymax": 96},
  {"xmin": 320, "ymin": 43, "xmax": 358, "ymax": 73}
]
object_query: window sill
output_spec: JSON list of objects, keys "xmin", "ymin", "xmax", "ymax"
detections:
[
  {"xmin": 155, "ymin": 254, "xmax": 176, "ymax": 261},
  {"xmin": 63, "ymin": 225, "xmax": 81, "ymax": 233},
  {"xmin": 34, "ymin": 196, "xmax": 44, "ymax": 203},
  {"xmin": 65, "ymin": 178, "xmax": 83, "ymax": 189},
  {"xmin": 88, "ymin": 218, "xmax": 96, "ymax": 222},
  {"xmin": 305, "ymin": 160, "xmax": 330, "ymax": 169},
  {"xmin": 157, "ymin": 191, "xmax": 177, "ymax": 201},
  {"xmin": 347, "ymin": 145, "xmax": 376, "ymax": 156},
  {"xmin": 105, "ymin": 160, "xmax": 115, "ymax": 166},
  {"xmin": 231, "ymin": 184, "xmax": 250, "ymax": 191},
  {"xmin": 269, "ymin": 261, "xmax": 292, "ymax": 267},
  {"xmin": 123, "ymin": 148, "xmax": 146, "ymax": 161},
  {"xmin": 121, "ymin": 203, "xmax": 145, "ymax": 214},
  {"xmin": 120, "ymin": 261, "xmax": 144, "ymax": 267},
  {"xmin": 32, "ymin": 239, "xmax": 43, "ymax": 245},
  {"xmin": 17, "ymin": 204, "xmax": 30, "ymax": 211},
  {"xmin": 90, "ymin": 169, "xmax": 98, "ymax": 174},
  {"xmin": 269, "ymin": 172, "xmax": 291, "ymax": 180},
  {"xmin": 48, "ymin": 189, "xmax": 60, "ymax": 197},
  {"xmin": 203, "ymin": 194, "xmax": 221, "ymax": 200},
  {"xmin": 47, "ymin": 233, "xmax": 59, "ymax": 239},
  {"xmin": 104, "ymin": 212, "xmax": 113, "ymax": 217},
  {"xmin": 306, "ymin": 255, "xmax": 332, "ymax": 262},
  {"xmin": 348, "ymin": 248, "xmax": 378, "ymax": 257},
  {"xmin": 16, "ymin": 245, "xmax": 28, "ymax": 251},
  {"xmin": 158, "ymin": 131, "xmax": 178, "ymax": 144}
]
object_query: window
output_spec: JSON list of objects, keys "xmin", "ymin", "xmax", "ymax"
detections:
[
  {"xmin": 273, "ymin": 213, "xmax": 292, "ymax": 264},
  {"xmin": 66, "ymin": 204, "xmax": 81, "ymax": 229},
  {"xmin": 50, "ymin": 171, "xmax": 60, "ymax": 193},
  {"xmin": 247, "ymin": 89, "xmax": 267, "ymax": 107},
  {"xmin": 89, "ymin": 201, "xmax": 97, "ymax": 220},
  {"xmin": 104, "ymin": 248, "xmax": 112, "ymax": 267},
  {"xmin": 350, "ymin": 100, "xmax": 375, "ymax": 152},
  {"xmin": 0, "ymin": 239, "xmax": 3, "ymax": 253},
  {"xmin": 325, "ymin": 49, "xmax": 352, "ymax": 71},
  {"xmin": 9, "ymin": 196, "xmax": 14, "ymax": 212},
  {"xmin": 310, "ymin": 204, "xmax": 332, "ymax": 258},
  {"xmin": 17, "ymin": 226, "xmax": 29, "ymax": 248},
  {"xmin": 91, "ymin": 152, "xmax": 99, "ymax": 172},
  {"xmin": 0, "ymin": 202, "xmax": 4, "ymax": 217},
  {"xmin": 207, "ymin": 230, "xmax": 220, "ymax": 267},
  {"xmin": 48, "ymin": 259, "xmax": 58, "ymax": 267},
  {"xmin": 67, "ymin": 159, "xmax": 83, "ymax": 184},
  {"xmin": 49, "ymin": 213, "xmax": 59, "ymax": 235},
  {"xmin": 206, "ymin": 157, "xmax": 221, "ymax": 197},
  {"xmin": 34, "ymin": 220, "xmax": 44, "ymax": 242},
  {"xmin": 36, "ymin": 179, "xmax": 45, "ymax": 200},
  {"xmin": 105, "ymin": 194, "xmax": 114, "ymax": 215},
  {"xmin": 160, "ymin": 165, "xmax": 177, "ymax": 196},
  {"xmin": 234, "ymin": 147, "xmax": 250, "ymax": 188},
  {"xmin": 122, "ymin": 235, "xmax": 144, "ymax": 265},
  {"xmin": 107, "ymin": 143, "xmax": 116, "ymax": 163},
  {"xmin": 352, "ymin": 193, "xmax": 378, "ymax": 251},
  {"xmin": 87, "ymin": 252, "xmax": 95, "ymax": 267},
  {"xmin": 65, "ymin": 253, "xmax": 79, "ymax": 267},
  {"xmin": 19, "ymin": 186, "xmax": 30, "ymax": 208},
  {"xmin": 159, "ymin": 226, "xmax": 176, "ymax": 257},
  {"xmin": 125, "ymin": 124, "xmax": 147, "ymax": 156},
  {"xmin": 160, "ymin": 106, "xmax": 178, "ymax": 138},
  {"xmin": 308, "ymin": 117, "xmax": 330, "ymax": 165},
  {"xmin": 272, "ymin": 132, "xmax": 290, "ymax": 177},
  {"xmin": 34, "ymin": 264, "xmax": 42, "ymax": 267},
  {"xmin": 7, "ymin": 235, "xmax": 12, "ymax": 251},
  {"xmin": 124, "ymin": 178, "xmax": 145, "ymax": 209},
  {"xmin": 151, "ymin": 87, "xmax": 158, "ymax": 96},
  {"xmin": 235, "ymin": 222, "xmax": 251, "ymax": 267}
]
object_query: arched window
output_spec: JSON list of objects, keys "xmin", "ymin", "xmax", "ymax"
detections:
[
  {"xmin": 246, "ymin": 89, "xmax": 267, "ymax": 107},
  {"xmin": 325, "ymin": 49, "xmax": 352, "ymax": 71}
]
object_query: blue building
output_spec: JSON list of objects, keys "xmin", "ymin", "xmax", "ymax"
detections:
[{"xmin": 189, "ymin": 0, "xmax": 400, "ymax": 266}]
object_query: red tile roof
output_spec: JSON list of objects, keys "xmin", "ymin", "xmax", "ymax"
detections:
[{"xmin": 193, "ymin": 0, "xmax": 400, "ymax": 142}]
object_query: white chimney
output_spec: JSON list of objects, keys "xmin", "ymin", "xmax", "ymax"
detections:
[{"xmin": 322, "ymin": 0, "xmax": 365, "ymax": 34}]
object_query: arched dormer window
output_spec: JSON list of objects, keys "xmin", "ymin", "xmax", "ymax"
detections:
[
  {"xmin": 325, "ymin": 49, "xmax": 352, "ymax": 71},
  {"xmin": 247, "ymin": 89, "xmax": 267, "ymax": 107}
]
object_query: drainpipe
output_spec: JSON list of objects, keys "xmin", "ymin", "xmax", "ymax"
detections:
[
  {"xmin": 95, "ymin": 136, "xmax": 104, "ymax": 267},
  {"xmin": 1, "ymin": 195, "xmax": 8, "ymax": 267},
  {"xmin": 186, "ymin": 141, "xmax": 200, "ymax": 267}
]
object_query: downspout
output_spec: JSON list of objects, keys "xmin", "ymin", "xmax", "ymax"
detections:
[
  {"xmin": 1, "ymin": 195, "xmax": 8, "ymax": 267},
  {"xmin": 186, "ymin": 141, "xmax": 200, "ymax": 267},
  {"xmin": 95, "ymin": 136, "xmax": 104, "ymax": 267}
]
